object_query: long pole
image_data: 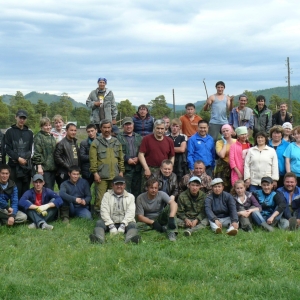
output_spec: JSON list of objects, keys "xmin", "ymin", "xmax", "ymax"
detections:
[
  {"xmin": 203, "ymin": 79, "xmax": 208, "ymax": 99},
  {"xmin": 287, "ymin": 57, "xmax": 292, "ymax": 113},
  {"xmin": 172, "ymin": 89, "xmax": 176, "ymax": 118}
]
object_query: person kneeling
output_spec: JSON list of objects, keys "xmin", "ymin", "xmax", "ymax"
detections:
[
  {"xmin": 19, "ymin": 174, "xmax": 63, "ymax": 230},
  {"xmin": 59, "ymin": 166, "xmax": 92, "ymax": 222},
  {"xmin": 136, "ymin": 178, "xmax": 178, "ymax": 242},
  {"xmin": 251, "ymin": 177, "xmax": 289, "ymax": 231},
  {"xmin": 177, "ymin": 176, "xmax": 208, "ymax": 236},
  {"xmin": 90, "ymin": 176, "xmax": 141, "ymax": 244},
  {"xmin": 205, "ymin": 178, "xmax": 239, "ymax": 235}
]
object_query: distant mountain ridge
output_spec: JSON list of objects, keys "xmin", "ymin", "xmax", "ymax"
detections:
[{"xmin": 1, "ymin": 85, "xmax": 299, "ymax": 111}]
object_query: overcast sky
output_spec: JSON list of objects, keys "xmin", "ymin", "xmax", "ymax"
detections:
[{"xmin": 1, "ymin": 0, "xmax": 300, "ymax": 106}]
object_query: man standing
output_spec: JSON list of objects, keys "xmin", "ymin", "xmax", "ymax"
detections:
[
  {"xmin": 132, "ymin": 104, "xmax": 154, "ymax": 137},
  {"xmin": 166, "ymin": 118, "xmax": 188, "ymax": 181},
  {"xmin": 203, "ymin": 81, "xmax": 234, "ymax": 142},
  {"xmin": 86, "ymin": 77, "xmax": 118, "ymax": 132},
  {"xmin": 229, "ymin": 94, "xmax": 254, "ymax": 133},
  {"xmin": 272, "ymin": 102, "xmax": 293, "ymax": 126},
  {"xmin": 253, "ymin": 95, "xmax": 272, "ymax": 137},
  {"xmin": 179, "ymin": 103, "xmax": 202, "ymax": 139},
  {"xmin": 162, "ymin": 116, "xmax": 171, "ymax": 135},
  {"xmin": 0, "ymin": 164, "xmax": 27, "ymax": 226},
  {"xmin": 0, "ymin": 129, "xmax": 5, "ymax": 164},
  {"xmin": 90, "ymin": 119, "xmax": 124, "ymax": 212},
  {"xmin": 138, "ymin": 119, "xmax": 175, "ymax": 189},
  {"xmin": 116, "ymin": 117, "xmax": 143, "ymax": 198},
  {"xmin": 80, "ymin": 124, "xmax": 98, "ymax": 186},
  {"xmin": 5, "ymin": 109, "xmax": 34, "ymax": 199},
  {"xmin": 187, "ymin": 120, "xmax": 215, "ymax": 177},
  {"xmin": 136, "ymin": 178, "xmax": 178, "ymax": 241},
  {"xmin": 177, "ymin": 176, "xmax": 208, "ymax": 236},
  {"xmin": 205, "ymin": 178, "xmax": 239, "ymax": 235},
  {"xmin": 89, "ymin": 176, "xmax": 141, "ymax": 244},
  {"xmin": 179, "ymin": 160, "xmax": 212, "ymax": 194},
  {"xmin": 19, "ymin": 174, "xmax": 63, "ymax": 230},
  {"xmin": 59, "ymin": 166, "xmax": 92, "ymax": 221},
  {"xmin": 54, "ymin": 123, "xmax": 80, "ymax": 188}
]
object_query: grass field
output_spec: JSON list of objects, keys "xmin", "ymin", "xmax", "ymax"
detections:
[{"xmin": 1, "ymin": 218, "xmax": 300, "ymax": 300}]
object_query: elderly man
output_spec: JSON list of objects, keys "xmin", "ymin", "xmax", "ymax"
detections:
[
  {"xmin": 179, "ymin": 160, "xmax": 212, "ymax": 194},
  {"xmin": 205, "ymin": 178, "xmax": 239, "ymax": 235},
  {"xmin": 116, "ymin": 117, "xmax": 143, "ymax": 198},
  {"xmin": 187, "ymin": 120, "xmax": 215, "ymax": 177},
  {"xmin": 19, "ymin": 174, "xmax": 63, "ymax": 230},
  {"xmin": 179, "ymin": 103, "xmax": 202, "ymax": 139},
  {"xmin": 86, "ymin": 77, "xmax": 118, "ymax": 132},
  {"xmin": 89, "ymin": 176, "xmax": 141, "ymax": 244},
  {"xmin": 90, "ymin": 119, "xmax": 124, "ymax": 212},
  {"xmin": 136, "ymin": 178, "xmax": 178, "ymax": 241},
  {"xmin": 138, "ymin": 119, "xmax": 175, "ymax": 189},
  {"xmin": 177, "ymin": 176, "xmax": 208, "ymax": 236},
  {"xmin": 0, "ymin": 164, "xmax": 27, "ymax": 226}
]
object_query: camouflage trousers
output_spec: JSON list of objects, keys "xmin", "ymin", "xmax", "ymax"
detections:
[
  {"xmin": 177, "ymin": 218, "xmax": 209, "ymax": 233},
  {"xmin": 141, "ymin": 166, "xmax": 160, "ymax": 191},
  {"xmin": 124, "ymin": 168, "xmax": 142, "ymax": 199}
]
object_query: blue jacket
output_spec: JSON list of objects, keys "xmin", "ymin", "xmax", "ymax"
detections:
[
  {"xmin": 133, "ymin": 113, "xmax": 154, "ymax": 136},
  {"xmin": 187, "ymin": 133, "xmax": 215, "ymax": 170},
  {"xmin": 268, "ymin": 139, "xmax": 289, "ymax": 176},
  {"xmin": 277, "ymin": 186, "xmax": 300, "ymax": 219},
  {"xmin": 0, "ymin": 179, "xmax": 18, "ymax": 217},
  {"xmin": 59, "ymin": 178, "xmax": 91, "ymax": 206},
  {"xmin": 19, "ymin": 187, "xmax": 63, "ymax": 211}
]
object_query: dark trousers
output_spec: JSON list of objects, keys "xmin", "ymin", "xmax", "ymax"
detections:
[
  {"xmin": 26, "ymin": 207, "xmax": 58, "ymax": 227},
  {"xmin": 43, "ymin": 171, "xmax": 56, "ymax": 190},
  {"xmin": 124, "ymin": 168, "xmax": 142, "ymax": 199},
  {"xmin": 56, "ymin": 173, "xmax": 69, "ymax": 189},
  {"xmin": 10, "ymin": 167, "xmax": 31, "ymax": 199}
]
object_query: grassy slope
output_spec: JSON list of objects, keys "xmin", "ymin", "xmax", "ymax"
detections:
[{"xmin": 1, "ymin": 219, "xmax": 300, "ymax": 300}]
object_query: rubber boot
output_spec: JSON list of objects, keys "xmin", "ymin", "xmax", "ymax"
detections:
[
  {"xmin": 60, "ymin": 206, "xmax": 70, "ymax": 224},
  {"xmin": 261, "ymin": 222, "xmax": 274, "ymax": 232},
  {"xmin": 125, "ymin": 228, "xmax": 141, "ymax": 244},
  {"xmin": 90, "ymin": 227, "xmax": 105, "ymax": 244}
]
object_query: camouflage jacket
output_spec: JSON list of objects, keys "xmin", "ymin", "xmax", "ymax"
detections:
[
  {"xmin": 179, "ymin": 172, "xmax": 212, "ymax": 194},
  {"xmin": 32, "ymin": 130, "xmax": 57, "ymax": 171},
  {"xmin": 177, "ymin": 189, "xmax": 206, "ymax": 221}
]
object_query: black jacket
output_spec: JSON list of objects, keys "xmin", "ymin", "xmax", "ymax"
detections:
[
  {"xmin": 80, "ymin": 138, "xmax": 92, "ymax": 178},
  {"xmin": 54, "ymin": 137, "xmax": 80, "ymax": 174},
  {"xmin": 272, "ymin": 111, "xmax": 293, "ymax": 126},
  {"xmin": 0, "ymin": 131, "xmax": 6, "ymax": 164}
]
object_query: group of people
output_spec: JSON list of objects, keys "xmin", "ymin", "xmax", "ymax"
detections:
[{"xmin": 1, "ymin": 78, "xmax": 300, "ymax": 244}]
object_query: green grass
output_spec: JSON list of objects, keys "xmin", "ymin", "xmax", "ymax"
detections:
[{"xmin": 1, "ymin": 220, "xmax": 300, "ymax": 300}]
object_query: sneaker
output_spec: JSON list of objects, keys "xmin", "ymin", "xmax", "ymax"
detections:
[
  {"xmin": 41, "ymin": 222, "xmax": 53, "ymax": 230},
  {"xmin": 215, "ymin": 227, "xmax": 222, "ymax": 234},
  {"xmin": 289, "ymin": 217, "xmax": 297, "ymax": 231},
  {"xmin": 226, "ymin": 226, "xmax": 238, "ymax": 236},
  {"xmin": 28, "ymin": 222, "xmax": 37, "ymax": 229},
  {"xmin": 184, "ymin": 229, "xmax": 191, "ymax": 236},
  {"xmin": 168, "ymin": 231, "xmax": 177, "ymax": 242}
]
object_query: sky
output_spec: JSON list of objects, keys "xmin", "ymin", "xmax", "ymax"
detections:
[{"xmin": 1, "ymin": 0, "xmax": 300, "ymax": 106}]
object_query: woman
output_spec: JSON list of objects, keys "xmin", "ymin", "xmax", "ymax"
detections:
[
  {"xmin": 132, "ymin": 104, "xmax": 154, "ymax": 137},
  {"xmin": 282, "ymin": 122, "xmax": 294, "ymax": 142},
  {"xmin": 51, "ymin": 115, "xmax": 66, "ymax": 143},
  {"xmin": 284, "ymin": 125, "xmax": 300, "ymax": 186},
  {"xmin": 244, "ymin": 131, "xmax": 279, "ymax": 192},
  {"xmin": 231, "ymin": 180, "xmax": 261, "ymax": 232},
  {"xmin": 32, "ymin": 117, "xmax": 57, "ymax": 190},
  {"xmin": 215, "ymin": 124, "xmax": 236, "ymax": 192},
  {"xmin": 268, "ymin": 125, "xmax": 289, "ymax": 188},
  {"xmin": 229, "ymin": 126, "xmax": 251, "ymax": 186}
]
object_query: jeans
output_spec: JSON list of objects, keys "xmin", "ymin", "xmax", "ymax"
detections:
[
  {"xmin": 249, "ymin": 185, "xmax": 262, "ymax": 192},
  {"xmin": 251, "ymin": 210, "xmax": 289, "ymax": 229},
  {"xmin": 27, "ymin": 207, "xmax": 58, "ymax": 227},
  {"xmin": 69, "ymin": 203, "xmax": 92, "ymax": 220}
]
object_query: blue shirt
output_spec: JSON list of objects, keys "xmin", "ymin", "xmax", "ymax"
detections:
[
  {"xmin": 283, "ymin": 142, "xmax": 300, "ymax": 177},
  {"xmin": 269, "ymin": 139, "xmax": 289, "ymax": 176}
]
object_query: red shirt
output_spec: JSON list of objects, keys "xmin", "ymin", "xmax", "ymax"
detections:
[
  {"xmin": 139, "ymin": 134, "xmax": 175, "ymax": 167},
  {"xmin": 35, "ymin": 192, "xmax": 42, "ymax": 206}
]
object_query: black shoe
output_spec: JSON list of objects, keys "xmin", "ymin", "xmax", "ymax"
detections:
[{"xmin": 89, "ymin": 234, "xmax": 105, "ymax": 244}]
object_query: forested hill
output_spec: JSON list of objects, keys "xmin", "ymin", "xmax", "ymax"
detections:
[
  {"xmin": 250, "ymin": 85, "xmax": 300, "ymax": 100},
  {"xmin": 1, "ymin": 92, "xmax": 86, "ymax": 108}
]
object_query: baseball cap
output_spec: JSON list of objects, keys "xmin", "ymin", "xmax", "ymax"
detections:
[
  {"xmin": 32, "ymin": 174, "xmax": 44, "ymax": 182},
  {"xmin": 16, "ymin": 109, "xmax": 28, "ymax": 118},
  {"xmin": 211, "ymin": 178, "xmax": 224, "ymax": 186},
  {"xmin": 112, "ymin": 176, "xmax": 126, "ymax": 184},
  {"xmin": 261, "ymin": 176, "xmax": 273, "ymax": 184},
  {"xmin": 122, "ymin": 117, "xmax": 134, "ymax": 126},
  {"xmin": 188, "ymin": 176, "xmax": 201, "ymax": 184}
]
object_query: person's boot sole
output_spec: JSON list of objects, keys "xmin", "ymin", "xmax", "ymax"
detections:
[
  {"xmin": 184, "ymin": 230, "xmax": 191, "ymax": 236},
  {"xmin": 226, "ymin": 229, "xmax": 238, "ymax": 236},
  {"xmin": 215, "ymin": 227, "xmax": 222, "ymax": 234},
  {"xmin": 89, "ymin": 234, "xmax": 105, "ymax": 244}
]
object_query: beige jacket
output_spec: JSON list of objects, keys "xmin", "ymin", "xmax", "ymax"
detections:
[{"xmin": 100, "ymin": 189, "xmax": 136, "ymax": 226}]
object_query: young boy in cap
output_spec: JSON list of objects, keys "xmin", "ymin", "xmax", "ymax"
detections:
[
  {"xmin": 19, "ymin": 174, "xmax": 63, "ymax": 230},
  {"xmin": 205, "ymin": 178, "xmax": 239, "ymax": 235},
  {"xmin": 177, "ymin": 176, "xmax": 208, "ymax": 236},
  {"xmin": 0, "ymin": 164, "xmax": 27, "ymax": 226},
  {"xmin": 90, "ymin": 176, "xmax": 141, "ymax": 244}
]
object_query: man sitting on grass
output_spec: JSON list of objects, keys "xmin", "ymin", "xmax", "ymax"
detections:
[
  {"xmin": 90, "ymin": 176, "xmax": 141, "ymax": 244},
  {"xmin": 19, "ymin": 174, "xmax": 63, "ymax": 230},
  {"xmin": 205, "ymin": 178, "xmax": 239, "ymax": 236},
  {"xmin": 136, "ymin": 178, "xmax": 178, "ymax": 241},
  {"xmin": 177, "ymin": 176, "xmax": 208, "ymax": 236},
  {"xmin": 0, "ymin": 164, "xmax": 27, "ymax": 226},
  {"xmin": 59, "ymin": 166, "xmax": 92, "ymax": 222}
]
